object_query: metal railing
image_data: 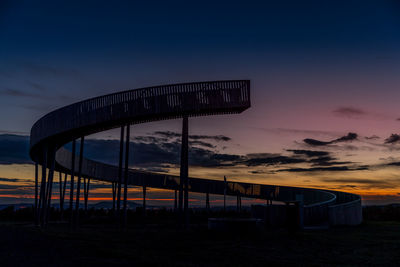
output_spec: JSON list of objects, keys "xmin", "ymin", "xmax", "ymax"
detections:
[{"xmin": 31, "ymin": 80, "xmax": 250, "ymax": 152}]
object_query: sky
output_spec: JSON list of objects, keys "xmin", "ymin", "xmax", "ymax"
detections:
[{"xmin": 1, "ymin": 0, "xmax": 400, "ymax": 206}]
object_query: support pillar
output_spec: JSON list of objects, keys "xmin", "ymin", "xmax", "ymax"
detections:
[
  {"xmin": 123, "ymin": 124, "xmax": 130, "ymax": 228},
  {"xmin": 38, "ymin": 146, "xmax": 47, "ymax": 227},
  {"xmin": 34, "ymin": 162, "xmax": 38, "ymax": 225},
  {"xmin": 237, "ymin": 194, "xmax": 241, "ymax": 213},
  {"xmin": 223, "ymin": 176, "xmax": 227, "ymax": 213},
  {"xmin": 117, "ymin": 126, "xmax": 125, "ymax": 223},
  {"xmin": 206, "ymin": 191, "xmax": 210, "ymax": 211},
  {"xmin": 112, "ymin": 182, "xmax": 116, "ymax": 214},
  {"xmin": 44, "ymin": 147, "xmax": 56, "ymax": 226},
  {"xmin": 84, "ymin": 178, "xmax": 90, "ymax": 212},
  {"xmin": 74, "ymin": 137, "xmax": 84, "ymax": 227},
  {"xmin": 142, "ymin": 184, "xmax": 146, "ymax": 216},
  {"xmin": 180, "ymin": 116, "xmax": 189, "ymax": 227},
  {"xmin": 174, "ymin": 189, "xmax": 177, "ymax": 211},
  {"xmin": 69, "ymin": 140, "xmax": 76, "ymax": 225},
  {"xmin": 59, "ymin": 172, "xmax": 67, "ymax": 220}
]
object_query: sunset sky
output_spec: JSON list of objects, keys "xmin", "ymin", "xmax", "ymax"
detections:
[{"xmin": 1, "ymin": 0, "xmax": 400, "ymax": 206}]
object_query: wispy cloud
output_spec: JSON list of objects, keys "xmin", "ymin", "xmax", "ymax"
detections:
[
  {"xmin": 303, "ymin": 132, "xmax": 358, "ymax": 146},
  {"xmin": 154, "ymin": 131, "xmax": 231, "ymax": 142},
  {"xmin": 0, "ymin": 88, "xmax": 40, "ymax": 98},
  {"xmin": 333, "ymin": 107, "xmax": 367, "ymax": 118},
  {"xmin": 384, "ymin": 134, "xmax": 400, "ymax": 144},
  {"xmin": 277, "ymin": 165, "xmax": 369, "ymax": 173}
]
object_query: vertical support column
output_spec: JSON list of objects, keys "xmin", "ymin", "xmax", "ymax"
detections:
[
  {"xmin": 83, "ymin": 178, "xmax": 87, "ymax": 211},
  {"xmin": 174, "ymin": 189, "xmax": 177, "ymax": 211},
  {"xmin": 59, "ymin": 172, "xmax": 62, "ymax": 214},
  {"xmin": 117, "ymin": 126, "xmax": 125, "ymax": 223},
  {"xmin": 223, "ymin": 176, "xmax": 227, "ymax": 213},
  {"xmin": 60, "ymin": 172, "xmax": 67, "ymax": 220},
  {"xmin": 112, "ymin": 182, "xmax": 116, "ymax": 214},
  {"xmin": 123, "ymin": 124, "xmax": 130, "ymax": 228},
  {"xmin": 180, "ymin": 116, "xmax": 189, "ymax": 227},
  {"xmin": 44, "ymin": 147, "xmax": 56, "ymax": 226},
  {"xmin": 34, "ymin": 162, "xmax": 38, "ymax": 225},
  {"xmin": 84, "ymin": 178, "xmax": 90, "ymax": 212},
  {"xmin": 74, "ymin": 136, "xmax": 84, "ymax": 227},
  {"xmin": 206, "ymin": 191, "xmax": 210, "ymax": 211},
  {"xmin": 236, "ymin": 194, "xmax": 241, "ymax": 212},
  {"xmin": 142, "ymin": 184, "xmax": 146, "ymax": 216},
  {"xmin": 237, "ymin": 194, "xmax": 239, "ymax": 212},
  {"xmin": 69, "ymin": 139, "xmax": 76, "ymax": 225},
  {"xmin": 38, "ymin": 146, "xmax": 47, "ymax": 227}
]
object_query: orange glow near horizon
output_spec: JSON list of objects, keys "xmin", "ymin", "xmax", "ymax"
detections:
[{"xmin": 0, "ymin": 163, "xmax": 400, "ymax": 206}]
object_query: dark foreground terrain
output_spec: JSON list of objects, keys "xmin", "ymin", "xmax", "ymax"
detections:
[{"xmin": 1, "ymin": 218, "xmax": 399, "ymax": 266}]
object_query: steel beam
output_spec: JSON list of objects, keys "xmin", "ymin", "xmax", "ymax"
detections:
[
  {"xmin": 34, "ymin": 162, "xmax": 38, "ymax": 225},
  {"xmin": 74, "ymin": 136, "xmax": 84, "ymax": 227},
  {"xmin": 142, "ymin": 185, "xmax": 146, "ymax": 216},
  {"xmin": 59, "ymin": 172, "xmax": 67, "ymax": 220},
  {"xmin": 117, "ymin": 126, "xmax": 124, "ymax": 223},
  {"xmin": 69, "ymin": 139, "xmax": 76, "ymax": 225},
  {"xmin": 174, "ymin": 189, "xmax": 177, "ymax": 211},
  {"xmin": 38, "ymin": 146, "xmax": 47, "ymax": 227},
  {"xmin": 206, "ymin": 191, "xmax": 210, "ymax": 211},
  {"xmin": 112, "ymin": 182, "xmax": 116, "ymax": 214},
  {"xmin": 223, "ymin": 176, "xmax": 227, "ymax": 213},
  {"xmin": 123, "ymin": 124, "xmax": 130, "ymax": 228},
  {"xmin": 180, "ymin": 116, "xmax": 189, "ymax": 227},
  {"xmin": 44, "ymin": 147, "xmax": 56, "ymax": 226},
  {"xmin": 84, "ymin": 178, "xmax": 90, "ymax": 212}
]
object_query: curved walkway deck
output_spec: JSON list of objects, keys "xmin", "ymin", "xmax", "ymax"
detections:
[{"xmin": 30, "ymin": 80, "xmax": 362, "ymax": 227}]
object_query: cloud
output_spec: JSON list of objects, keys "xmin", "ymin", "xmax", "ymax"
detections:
[
  {"xmin": 277, "ymin": 165, "xmax": 368, "ymax": 173},
  {"xmin": 303, "ymin": 132, "xmax": 358, "ymax": 146},
  {"xmin": 384, "ymin": 134, "xmax": 400, "ymax": 144},
  {"xmin": 303, "ymin": 139, "xmax": 331, "ymax": 146},
  {"xmin": 286, "ymin": 150, "xmax": 329, "ymax": 157},
  {"xmin": 333, "ymin": 107, "xmax": 366, "ymax": 118},
  {"xmin": 26, "ymin": 81, "xmax": 47, "ymax": 92},
  {"xmin": 67, "ymin": 135, "xmax": 239, "ymax": 170},
  {"xmin": 0, "ymin": 177, "xmax": 24, "ymax": 183},
  {"xmin": 320, "ymin": 178, "xmax": 400, "ymax": 190},
  {"xmin": 22, "ymin": 63, "xmax": 81, "ymax": 78},
  {"xmin": 334, "ymin": 132, "xmax": 358, "ymax": 142},
  {"xmin": 243, "ymin": 154, "xmax": 306, "ymax": 166},
  {"xmin": 190, "ymin": 134, "xmax": 231, "ymax": 142},
  {"xmin": 365, "ymin": 135, "xmax": 380, "ymax": 140},
  {"xmin": 0, "ymin": 135, "xmax": 32, "ymax": 164},
  {"xmin": 153, "ymin": 131, "xmax": 231, "ymax": 142},
  {"xmin": 0, "ymin": 88, "xmax": 40, "ymax": 98},
  {"xmin": 321, "ymin": 178, "xmax": 383, "ymax": 184},
  {"xmin": 189, "ymin": 140, "xmax": 216, "ymax": 149},
  {"xmin": 386, "ymin": 162, "xmax": 400, "ymax": 167}
]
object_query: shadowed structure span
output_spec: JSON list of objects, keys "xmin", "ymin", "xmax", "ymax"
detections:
[{"xmin": 29, "ymin": 80, "xmax": 362, "ymax": 228}]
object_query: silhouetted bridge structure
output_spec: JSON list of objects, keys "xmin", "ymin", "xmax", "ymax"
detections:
[{"xmin": 30, "ymin": 80, "xmax": 362, "ymax": 228}]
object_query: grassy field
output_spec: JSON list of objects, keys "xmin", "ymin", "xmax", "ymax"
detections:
[{"xmin": 1, "ymin": 219, "xmax": 399, "ymax": 266}]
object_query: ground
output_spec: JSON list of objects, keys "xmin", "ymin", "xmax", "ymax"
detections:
[{"xmin": 1, "ymin": 219, "xmax": 399, "ymax": 266}]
